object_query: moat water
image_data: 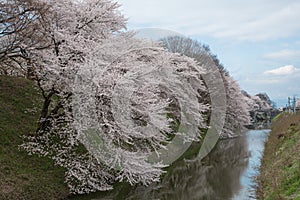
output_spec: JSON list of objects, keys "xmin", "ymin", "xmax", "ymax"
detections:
[{"xmin": 71, "ymin": 130, "xmax": 270, "ymax": 200}]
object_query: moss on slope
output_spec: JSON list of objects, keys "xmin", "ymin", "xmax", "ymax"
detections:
[
  {"xmin": 0, "ymin": 75, "xmax": 69, "ymax": 200},
  {"xmin": 257, "ymin": 112, "xmax": 300, "ymax": 200}
]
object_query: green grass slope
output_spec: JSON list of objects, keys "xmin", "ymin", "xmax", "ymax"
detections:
[
  {"xmin": 0, "ymin": 75, "xmax": 69, "ymax": 200},
  {"xmin": 257, "ymin": 112, "xmax": 300, "ymax": 200}
]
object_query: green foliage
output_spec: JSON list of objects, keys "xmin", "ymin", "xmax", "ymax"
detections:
[{"xmin": 271, "ymin": 112, "xmax": 283, "ymax": 122}]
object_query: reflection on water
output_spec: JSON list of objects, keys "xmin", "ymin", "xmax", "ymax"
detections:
[
  {"xmin": 71, "ymin": 130, "xmax": 269, "ymax": 200},
  {"xmin": 232, "ymin": 130, "xmax": 270, "ymax": 200}
]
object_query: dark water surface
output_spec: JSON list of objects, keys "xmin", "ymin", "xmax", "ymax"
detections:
[{"xmin": 71, "ymin": 130, "xmax": 270, "ymax": 200}]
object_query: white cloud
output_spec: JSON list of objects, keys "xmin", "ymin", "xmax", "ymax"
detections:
[
  {"xmin": 264, "ymin": 65, "xmax": 299, "ymax": 76},
  {"xmin": 240, "ymin": 73, "xmax": 299, "ymax": 102},
  {"xmin": 244, "ymin": 77, "xmax": 282, "ymax": 84},
  {"xmin": 263, "ymin": 50, "xmax": 300, "ymax": 60},
  {"xmin": 135, "ymin": 28, "xmax": 184, "ymax": 40},
  {"xmin": 117, "ymin": 0, "xmax": 300, "ymax": 41}
]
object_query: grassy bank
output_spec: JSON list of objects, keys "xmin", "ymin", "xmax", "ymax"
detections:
[
  {"xmin": 0, "ymin": 76, "xmax": 69, "ymax": 200},
  {"xmin": 257, "ymin": 112, "xmax": 300, "ymax": 200}
]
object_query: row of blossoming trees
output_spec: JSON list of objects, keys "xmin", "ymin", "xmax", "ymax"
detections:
[{"xmin": 0, "ymin": 0, "xmax": 250, "ymax": 194}]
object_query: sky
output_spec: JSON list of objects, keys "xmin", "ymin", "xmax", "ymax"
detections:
[{"xmin": 116, "ymin": 0, "xmax": 300, "ymax": 107}]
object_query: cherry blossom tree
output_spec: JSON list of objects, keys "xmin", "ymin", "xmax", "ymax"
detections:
[
  {"xmin": 161, "ymin": 36, "xmax": 251, "ymax": 137},
  {"xmin": 0, "ymin": 0, "xmax": 48, "ymax": 76},
  {"xmin": 221, "ymin": 73, "xmax": 251, "ymax": 137},
  {"xmin": 17, "ymin": 0, "xmax": 125, "ymax": 194},
  {"xmin": 243, "ymin": 92, "xmax": 273, "ymax": 111},
  {"xmin": 22, "ymin": 36, "xmax": 209, "ymax": 193},
  {"xmin": 29, "ymin": 0, "xmax": 126, "ymax": 133},
  {"xmin": 8, "ymin": 0, "xmax": 250, "ymax": 194},
  {"xmin": 19, "ymin": 0, "xmax": 209, "ymax": 194}
]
